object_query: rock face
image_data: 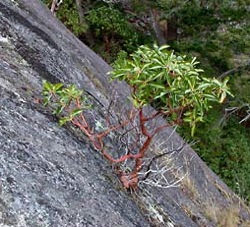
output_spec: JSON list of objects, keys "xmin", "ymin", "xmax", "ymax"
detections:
[{"xmin": 0, "ymin": 0, "xmax": 249, "ymax": 226}]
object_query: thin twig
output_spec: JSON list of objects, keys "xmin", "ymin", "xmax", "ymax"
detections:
[{"xmin": 140, "ymin": 142, "xmax": 187, "ymax": 181}]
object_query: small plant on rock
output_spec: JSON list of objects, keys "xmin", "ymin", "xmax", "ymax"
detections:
[{"xmin": 42, "ymin": 44, "xmax": 232, "ymax": 190}]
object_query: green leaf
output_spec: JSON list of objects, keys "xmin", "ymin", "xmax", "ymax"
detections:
[
  {"xmin": 54, "ymin": 83, "xmax": 64, "ymax": 91},
  {"xmin": 53, "ymin": 105, "xmax": 65, "ymax": 115},
  {"xmin": 150, "ymin": 83, "xmax": 165, "ymax": 89},
  {"xmin": 71, "ymin": 108, "xmax": 83, "ymax": 117},
  {"xmin": 154, "ymin": 91, "xmax": 168, "ymax": 100},
  {"xmin": 183, "ymin": 116, "xmax": 192, "ymax": 122},
  {"xmin": 59, "ymin": 117, "xmax": 71, "ymax": 126},
  {"xmin": 42, "ymin": 80, "xmax": 52, "ymax": 91},
  {"xmin": 219, "ymin": 91, "xmax": 227, "ymax": 103},
  {"xmin": 43, "ymin": 97, "xmax": 50, "ymax": 106},
  {"xmin": 158, "ymin": 45, "xmax": 170, "ymax": 51}
]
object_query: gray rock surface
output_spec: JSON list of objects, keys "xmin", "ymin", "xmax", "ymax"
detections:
[{"xmin": 0, "ymin": 0, "xmax": 249, "ymax": 226}]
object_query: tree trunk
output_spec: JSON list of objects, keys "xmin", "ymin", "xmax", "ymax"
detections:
[
  {"xmin": 150, "ymin": 9, "xmax": 166, "ymax": 45},
  {"xmin": 75, "ymin": 0, "xmax": 85, "ymax": 24}
]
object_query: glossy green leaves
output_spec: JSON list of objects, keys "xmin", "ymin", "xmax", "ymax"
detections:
[
  {"xmin": 111, "ymin": 44, "xmax": 233, "ymax": 135},
  {"xmin": 42, "ymin": 80, "xmax": 90, "ymax": 125}
]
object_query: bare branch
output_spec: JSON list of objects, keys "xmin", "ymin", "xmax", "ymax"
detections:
[
  {"xmin": 51, "ymin": 0, "xmax": 63, "ymax": 16},
  {"xmin": 140, "ymin": 141, "xmax": 186, "ymax": 178},
  {"xmin": 219, "ymin": 104, "xmax": 250, "ymax": 125},
  {"xmin": 219, "ymin": 61, "xmax": 250, "ymax": 79}
]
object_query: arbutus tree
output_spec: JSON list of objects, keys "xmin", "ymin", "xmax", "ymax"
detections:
[{"xmin": 42, "ymin": 44, "xmax": 232, "ymax": 190}]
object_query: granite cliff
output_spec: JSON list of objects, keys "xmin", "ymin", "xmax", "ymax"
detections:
[{"xmin": 0, "ymin": 0, "xmax": 249, "ymax": 226}]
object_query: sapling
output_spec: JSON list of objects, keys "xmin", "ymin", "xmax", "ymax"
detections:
[{"xmin": 42, "ymin": 44, "xmax": 232, "ymax": 190}]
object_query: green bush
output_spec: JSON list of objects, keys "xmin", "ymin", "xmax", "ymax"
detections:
[
  {"xmin": 86, "ymin": 5, "xmax": 139, "ymax": 53},
  {"xmin": 112, "ymin": 44, "xmax": 232, "ymax": 136},
  {"xmin": 42, "ymin": 44, "xmax": 232, "ymax": 189},
  {"xmin": 42, "ymin": 0, "xmax": 88, "ymax": 36}
]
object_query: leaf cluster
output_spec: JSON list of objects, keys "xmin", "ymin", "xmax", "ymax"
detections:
[
  {"xmin": 86, "ymin": 5, "xmax": 139, "ymax": 51},
  {"xmin": 42, "ymin": 80, "xmax": 90, "ymax": 125},
  {"xmin": 43, "ymin": 0, "xmax": 88, "ymax": 35},
  {"xmin": 112, "ymin": 44, "xmax": 232, "ymax": 135}
]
